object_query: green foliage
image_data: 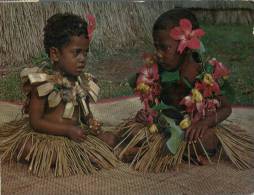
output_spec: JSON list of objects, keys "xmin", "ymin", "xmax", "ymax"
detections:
[
  {"xmin": 0, "ymin": 72, "xmax": 24, "ymax": 101},
  {"xmin": 159, "ymin": 115, "xmax": 184, "ymax": 155},
  {"xmin": 161, "ymin": 70, "xmax": 180, "ymax": 83},
  {"xmin": 152, "ymin": 101, "xmax": 178, "ymax": 112}
]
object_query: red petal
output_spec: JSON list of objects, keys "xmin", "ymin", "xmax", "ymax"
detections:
[
  {"xmin": 187, "ymin": 38, "xmax": 200, "ymax": 49},
  {"xmin": 203, "ymin": 87, "xmax": 212, "ymax": 97},
  {"xmin": 180, "ymin": 19, "xmax": 192, "ymax": 35},
  {"xmin": 195, "ymin": 82, "xmax": 204, "ymax": 91},
  {"xmin": 170, "ymin": 27, "xmax": 185, "ymax": 40},
  {"xmin": 212, "ymin": 82, "xmax": 221, "ymax": 95},
  {"xmin": 191, "ymin": 29, "xmax": 205, "ymax": 38},
  {"xmin": 152, "ymin": 64, "xmax": 159, "ymax": 79}
]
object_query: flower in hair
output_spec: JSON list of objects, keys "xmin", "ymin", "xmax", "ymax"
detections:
[
  {"xmin": 170, "ymin": 18, "xmax": 205, "ymax": 54},
  {"xmin": 86, "ymin": 14, "xmax": 96, "ymax": 41}
]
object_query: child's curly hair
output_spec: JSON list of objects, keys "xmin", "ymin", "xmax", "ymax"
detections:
[
  {"xmin": 152, "ymin": 8, "xmax": 199, "ymax": 37},
  {"xmin": 43, "ymin": 13, "xmax": 88, "ymax": 56}
]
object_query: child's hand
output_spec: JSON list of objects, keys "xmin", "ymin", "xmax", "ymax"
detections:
[
  {"xmin": 135, "ymin": 109, "xmax": 148, "ymax": 124},
  {"xmin": 185, "ymin": 120, "xmax": 209, "ymax": 142},
  {"xmin": 67, "ymin": 126, "xmax": 86, "ymax": 142},
  {"xmin": 88, "ymin": 118, "xmax": 102, "ymax": 135}
]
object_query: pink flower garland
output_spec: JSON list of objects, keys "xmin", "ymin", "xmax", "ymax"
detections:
[
  {"xmin": 180, "ymin": 59, "xmax": 230, "ymax": 123},
  {"xmin": 135, "ymin": 53, "xmax": 161, "ymax": 124}
]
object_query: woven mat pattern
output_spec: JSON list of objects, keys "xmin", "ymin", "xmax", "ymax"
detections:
[{"xmin": 1, "ymin": 98, "xmax": 254, "ymax": 195}]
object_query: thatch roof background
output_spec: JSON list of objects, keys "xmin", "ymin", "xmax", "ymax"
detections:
[{"xmin": 0, "ymin": 1, "xmax": 253, "ymax": 67}]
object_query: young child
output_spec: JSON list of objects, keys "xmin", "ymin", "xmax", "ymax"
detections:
[
  {"xmin": 114, "ymin": 8, "xmax": 254, "ymax": 172},
  {"xmin": 0, "ymin": 13, "xmax": 118, "ymax": 177}
]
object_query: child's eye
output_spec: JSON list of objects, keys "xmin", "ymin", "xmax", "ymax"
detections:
[
  {"xmin": 155, "ymin": 43, "xmax": 171, "ymax": 52},
  {"xmin": 159, "ymin": 44, "xmax": 171, "ymax": 51},
  {"xmin": 73, "ymin": 49, "xmax": 89, "ymax": 57}
]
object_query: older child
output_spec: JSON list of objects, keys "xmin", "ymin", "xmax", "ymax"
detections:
[
  {"xmin": 0, "ymin": 13, "xmax": 118, "ymax": 176},
  {"xmin": 114, "ymin": 8, "xmax": 254, "ymax": 172}
]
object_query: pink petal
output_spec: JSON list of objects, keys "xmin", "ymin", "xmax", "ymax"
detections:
[
  {"xmin": 180, "ymin": 19, "xmax": 192, "ymax": 35},
  {"xmin": 86, "ymin": 14, "xmax": 96, "ymax": 40},
  {"xmin": 86, "ymin": 14, "xmax": 95, "ymax": 24},
  {"xmin": 191, "ymin": 29, "xmax": 205, "ymax": 38},
  {"xmin": 139, "ymin": 66, "xmax": 149, "ymax": 76},
  {"xmin": 187, "ymin": 38, "xmax": 200, "ymax": 49},
  {"xmin": 170, "ymin": 27, "xmax": 185, "ymax": 40},
  {"xmin": 178, "ymin": 40, "xmax": 188, "ymax": 54},
  {"xmin": 147, "ymin": 114, "xmax": 153, "ymax": 124},
  {"xmin": 180, "ymin": 96, "xmax": 194, "ymax": 108}
]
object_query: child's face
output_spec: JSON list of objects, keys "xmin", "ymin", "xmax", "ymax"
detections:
[
  {"xmin": 56, "ymin": 35, "xmax": 89, "ymax": 77},
  {"xmin": 153, "ymin": 30, "xmax": 181, "ymax": 71}
]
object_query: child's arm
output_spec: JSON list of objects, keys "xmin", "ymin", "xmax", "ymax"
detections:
[
  {"xmin": 29, "ymin": 86, "xmax": 86, "ymax": 142},
  {"xmin": 185, "ymin": 96, "xmax": 232, "ymax": 142}
]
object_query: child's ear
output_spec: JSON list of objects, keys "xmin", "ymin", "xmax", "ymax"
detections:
[{"xmin": 49, "ymin": 47, "xmax": 60, "ymax": 64}]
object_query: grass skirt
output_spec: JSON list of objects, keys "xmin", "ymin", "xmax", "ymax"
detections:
[
  {"xmin": 114, "ymin": 118, "xmax": 254, "ymax": 172},
  {"xmin": 0, "ymin": 118, "xmax": 119, "ymax": 177}
]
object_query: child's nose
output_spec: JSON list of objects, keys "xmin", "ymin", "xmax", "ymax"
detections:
[{"xmin": 78, "ymin": 54, "xmax": 86, "ymax": 63}]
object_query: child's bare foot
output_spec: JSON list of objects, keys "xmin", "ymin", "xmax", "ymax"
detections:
[
  {"xmin": 121, "ymin": 147, "xmax": 140, "ymax": 163},
  {"xmin": 97, "ymin": 132, "xmax": 118, "ymax": 148},
  {"xmin": 196, "ymin": 155, "xmax": 209, "ymax": 165}
]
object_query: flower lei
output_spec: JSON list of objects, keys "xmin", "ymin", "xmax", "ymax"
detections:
[
  {"xmin": 179, "ymin": 58, "xmax": 230, "ymax": 129},
  {"xmin": 135, "ymin": 53, "xmax": 161, "ymax": 125}
]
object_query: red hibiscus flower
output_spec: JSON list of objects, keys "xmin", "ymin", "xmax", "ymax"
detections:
[
  {"xmin": 86, "ymin": 14, "xmax": 96, "ymax": 41},
  {"xmin": 170, "ymin": 18, "xmax": 205, "ymax": 54},
  {"xmin": 209, "ymin": 58, "xmax": 230, "ymax": 79}
]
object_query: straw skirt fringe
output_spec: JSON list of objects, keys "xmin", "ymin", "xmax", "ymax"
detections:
[
  {"xmin": 114, "ymin": 118, "xmax": 254, "ymax": 172},
  {"xmin": 0, "ymin": 118, "xmax": 119, "ymax": 177}
]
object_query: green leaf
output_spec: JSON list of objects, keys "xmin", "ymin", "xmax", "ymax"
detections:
[
  {"xmin": 197, "ymin": 41, "xmax": 206, "ymax": 54},
  {"xmin": 53, "ymin": 84, "xmax": 61, "ymax": 92},
  {"xmin": 205, "ymin": 63, "xmax": 214, "ymax": 74},
  {"xmin": 195, "ymin": 72, "xmax": 205, "ymax": 80},
  {"xmin": 183, "ymin": 77, "xmax": 193, "ymax": 89},
  {"xmin": 160, "ymin": 115, "xmax": 184, "ymax": 155},
  {"xmin": 152, "ymin": 101, "xmax": 177, "ymax": 111},
  {"xmin": 161, "ymin": 70, "xmax": 180, "ymax": 83},
  {"xmin": 217, "ymin": 78, "xmax": 225, "ymax": 87}
]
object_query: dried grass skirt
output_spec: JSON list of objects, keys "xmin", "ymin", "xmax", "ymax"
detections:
[
  {"xmin": 114, "ymin": 118, "xmax": 254, "ymax": 172},
  {"xmin": 0, "ymin": 118, "xmax": 119, "ymax": 177}
]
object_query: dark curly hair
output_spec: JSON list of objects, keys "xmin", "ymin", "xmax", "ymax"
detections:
[
  {"xmin": 152, "ymin": 8, "xmax": 199, "ymax": 38},
  {"xmin": 43, "ymin": 13, "xmax": 88, "ymax": 56}
]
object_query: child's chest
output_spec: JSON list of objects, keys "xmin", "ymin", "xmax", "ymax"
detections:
[
  {"xmin": 44, "ymin": 102, "xmax": 80, "ymax": 125},
  {"xmin": 160, "ymin": 63, "xmax": 201, "ymax": 106}
]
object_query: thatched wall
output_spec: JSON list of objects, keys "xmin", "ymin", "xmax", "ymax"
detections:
[{"xmin": 0, "ymin": 1, "xmax": 254, "ymax": 67}]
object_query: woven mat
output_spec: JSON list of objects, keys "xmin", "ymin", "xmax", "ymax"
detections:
[{"xmin": 1, "ymin": 97, "xmax": 254, "ymax": 195}]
